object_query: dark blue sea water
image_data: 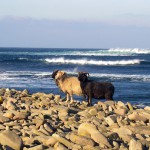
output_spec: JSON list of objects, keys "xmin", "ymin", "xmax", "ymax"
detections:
[{"xmin": 0, "ymin": 47, "xmax": 150, "ymax": 106}]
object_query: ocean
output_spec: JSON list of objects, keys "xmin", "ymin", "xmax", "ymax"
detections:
[{"xmin": 0, "ymin": 47, "xmax": 150, "ymax": 106}]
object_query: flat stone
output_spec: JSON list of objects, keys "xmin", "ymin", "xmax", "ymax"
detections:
[
  {"xmin": 24, "ymin": 144, "xmax": 43, "ymax": 150},
  {"xmin": 54, "ymin": 142, "xmax": 68, "ymax": 150},
  {"xmin": 105, "ymin": 115, "xmax": 117, "ymax": 126},
  {"xmin": 128, "ymin": 111, "xmax": 148, "ymax": 122},
  {"xmin": 68, "ymin": 132, "xmax": 94, "ymax": 146},
  {"xmin": 78, "ymin": 123, "xmax": 112, "ymax": 148},
  {"xmin": 129, "ymin": 138, "xmax": 143, "ymax": 150},
  {"xmin": 0, "ymin": 130, "xmax": 23, "ymax": 150},
  {"xmin": 88, "ymin": 108, "xmax": 97, "ymax": 116},
  {"xmin": 0, "ymin": 114, "xmax": 9, "ymax": 123},
  {"xmin": 115, "ymin": 108, "xmax": 128, "ymax": 116},
  {"xmin": 113, "ymin": 127, "xmax": 132, "ymax": 142},
  {"xmin": 52, "ymin": 133, "xmax": 74, "ymax": 149}
]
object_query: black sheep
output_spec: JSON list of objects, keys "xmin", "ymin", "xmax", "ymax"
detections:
[{"xmin": 78, "ymin": 72, "xmax": 115, "ymax": 106}]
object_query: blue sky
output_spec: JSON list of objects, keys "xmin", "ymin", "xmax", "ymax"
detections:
[{"xmin": 0, "ymin": 0, "xmax": 150, "ymax": 48}]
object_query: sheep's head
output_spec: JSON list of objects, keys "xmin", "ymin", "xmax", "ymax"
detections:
[
  {"xmin": 51, "ymin": 70, "xmax": 59, "ymax": 79},
  {"xmin": 78, "ymin": 72, "xmax": 89, "ymax": 82},
  {"xmin": 55, "ymin": 70, "xmax": 67, "ymax": 80}
]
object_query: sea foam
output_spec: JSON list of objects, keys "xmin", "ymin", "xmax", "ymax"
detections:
[
  {"xmin": 109, "ymin": 48, "xmax": 150, "ymax": 54},
  {"xmin": 45, "ymin": 57, "xmax": 141, "ymax": 66}
]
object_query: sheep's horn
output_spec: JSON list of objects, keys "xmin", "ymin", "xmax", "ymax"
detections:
[
  {"xmin": 85, "ymin": 72, "xmax": 89, "ymax": 77},
  {"xmin": 78, "ymin": 72, "xmax": 89, "ymax": 77},
  {"xmin": 51, "ymin": 70, "xmax": 59, "ymax": 78},
  {"xmin": 54, "ymin": 70, "xmax": 59, "ymax": 73}
]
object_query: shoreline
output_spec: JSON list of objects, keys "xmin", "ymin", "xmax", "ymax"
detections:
[{"xmin": 0, "ymin": 88, "xmax": 150, "ymax": 149}]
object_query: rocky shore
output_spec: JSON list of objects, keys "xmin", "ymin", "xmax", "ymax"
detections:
[{"xmin": 0, "ymin": 88, "xmax": 150, "ymax": 150}]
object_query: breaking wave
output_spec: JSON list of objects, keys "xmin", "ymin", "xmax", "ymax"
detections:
[
  {"xmin": 109, "ymin": 48, "xmax": 150, "ymax": 54},
  {"xmin": 90, "ymin": 73, "xmax": 150, "ymax": 82},
  {"xmin": 45, "ymin": 57, "xmax": 142, "ymax": 66}
]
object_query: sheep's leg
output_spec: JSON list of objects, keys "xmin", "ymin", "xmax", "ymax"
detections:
[
  {"xmin": 105, "ymin": 93, "xmax": 113, "ymax": 101},
  {"xmin": 70, "ymin": 95, "xmax": 74, "ymax": 104},
  {"xmin": 66, "ymin": 93, "xmax": 70, "ymax": 102},
  {"xmin": 87, "ymin": 95, "xmax": 92, "ymax": 106}
]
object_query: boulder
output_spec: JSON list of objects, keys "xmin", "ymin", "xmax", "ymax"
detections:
[
  {"xmin": 24, "ymin": 145, "xmax": 43, "ymax": 150},
  {"xmin": 68, "ymin": 132, "xmax": 94, "ymax": 146},
  {"xmin": 78, "ymin": 123, "xmax": 112, "ymax": 148},
  {"xmin": 114, "ymin": 108, "xmax": 128, "ymax": 116},
  {"xmin": 6, "ymin": 100, "xmax": 17, "ymax": 110},
  {"xmin": 0, "ymin": 114, "xmax": 9, "ymax": 123},
  {"xmin": 54, "ymin": 142, "xmax": 68, "ymax": 150},
  {"xmin": 0, "ymin": 96, "xmax": 4, "ymax": 104},
  {"xmin": 127, "ymin": 102, "xmax": 134, "ymax": 112},
  {"xmin": 0, "ymin": 130, "xmax": 23, "ymax": 150},
  {"xmin": 88, "ymin": 108, "xmax": 97, "ymax": 116},
  {"xmin": 113, "ymin": 127, "xmax": 132, "ymax": 142},
  {"xmin": 128, "ymin": 111, "xmax": 148, "ymax": 122},
  {"xmin": 46, "ymin": 137, "xmax": 58, "ymax": 146},
  {"xmin": 105, "ymin": 115, "xmax": 117, "ymax": 126},
  {"xmin": 129, "ymin": 138, "xmax": 143, "ymax": 150},
  {"xmin": 52, "ymin": 133, "xmax": 74, "ymax": 149}
]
